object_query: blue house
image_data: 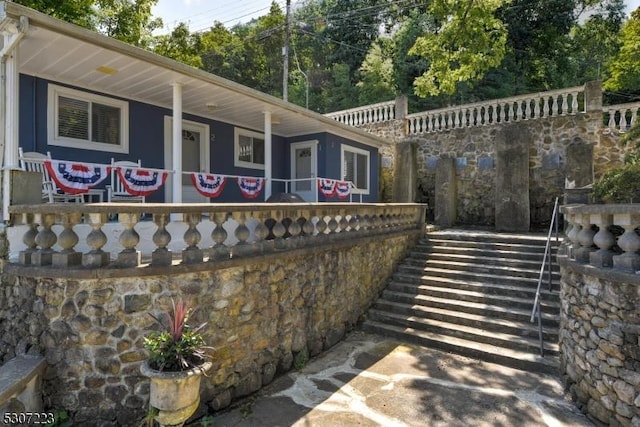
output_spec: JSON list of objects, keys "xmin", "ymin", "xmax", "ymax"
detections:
[{"xmin": 0, "ymin": 2, "xmax": 389, "ymax": 217}]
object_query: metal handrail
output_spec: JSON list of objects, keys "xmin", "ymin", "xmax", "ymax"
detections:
[{"xmin": 530, "ymin": 197, "xmax": 560, "ymax": 357}]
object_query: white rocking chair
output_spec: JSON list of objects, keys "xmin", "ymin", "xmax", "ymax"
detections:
[{"xmin": 18, "ymin": 147, "xmax": 83, "ymax": 203}]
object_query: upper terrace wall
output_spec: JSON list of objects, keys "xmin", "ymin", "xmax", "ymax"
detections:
[{"xmin": 326, "ymin": 82, "xmax": 637, "ymax": 228}]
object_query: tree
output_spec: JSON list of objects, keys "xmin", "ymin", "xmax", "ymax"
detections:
[
  {"xmin": 357, "ymin": 42, "xmax": 395, "ymax": 105},
  {"xmin": 409, "ymin": 0, "xmax": 511, "ymax": 97},
  {"xmin": 604, "ymin": 7, "xmax": 640, "ymax": 94},
  {"xmin": 152, "ymin": 23, "xmax": 203, "ymax": 68},
  {"xmin": 12, "ymin": 0, "xmax": 96, "ymax": 29},
  {"xmin": 95, "ymin": 0, "xmax": 162, "ymax": 48}
]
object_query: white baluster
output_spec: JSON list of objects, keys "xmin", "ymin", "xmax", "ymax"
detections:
[
  {"xmin": 525, "ymin": 98, "xmax": 532, "ymax": 119},
  {"xmin": 516, "ymin": 101, "xmax": 523, "ymax": 121},
  {"xmin": 533, "ymin": 96, "xmax": 540, "ymax": 118},
  {"xmin": 542, "ymin": 95, "xmax": 549, "ymax": 117},
  {"xmin": 561, "ymin": 93, "xmax": 569, "ymax": 115},
  {"xmin": 607, "ymin": 109, "xmax": 616, "ymax": 130},
  {"xmin": 620, "ymin": 108, "xmax": 628, "ymax": 131},
  {"xmin": 483, "ymin": 105, "xmax": 489, "ymax": 124},
  {"xmin": 571, "ymin": 91, "xmax": 579, "ymax": 113}
]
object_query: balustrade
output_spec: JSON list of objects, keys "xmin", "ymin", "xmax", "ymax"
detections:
[
  {"xmin": 603, "ymin": 102, "xmax": 640, "ymax": 133},
  {"xmin": 325, "ymin": 100, "xmax": 396, "ymax": 126},
  {"xmin": 406, "ymin": 85, "xmax": 585, "ymax": 135},
  {"xmin": 561, "ymin": 204, "xmax": 640, "ymax": 273},
  {"xmin": 9, "ymin": 203, "xmax": 426, "ymax": 270}
]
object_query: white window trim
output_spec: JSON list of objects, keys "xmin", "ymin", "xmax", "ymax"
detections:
[
  {"xmin": 340, "ymin": 144, "xmax": 370, "ymax": 195},
  {"xmin": 47, "ymin": 84, "xmax": 129, "ymax": 153},
  {"xmin": 234, "ymin": 127, "xmax": 265, "ymax": 170}
]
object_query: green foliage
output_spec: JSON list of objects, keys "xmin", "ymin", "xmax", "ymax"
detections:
[
  {"xmin": 293, "ymin": 347, "xmax": 309, "ymax": 370},
  {"xmin": 152, "ymin": 23, "xmax": 203, "ymax": 68},
  {"xmin": 94, "ymin": 0, "xmax": 161, "ymax": 48},
  {"xmin": 604, "ymin": 7, "xmax": 640, "ymax": 93},
  {"xmin": 143, "ymin": 298, "xmax": 210, "ymax": 372},
  {"xmin": 13, "ymin": 0, "xmax": 95, "ymax": 29},
  {"xmin": 410, "ymin": 0, "xmax": 510, "ymax": 97},
  {"xmin": 357, "ymin": 42, "xmax": 396, "ymax": 105},
  {"xmin": 593, "ymin": 164, "xmax": 640, "ymax": 203},
  {"xmin": 45, "ymin": 410, "xmax": 72, "ymax": 427}
]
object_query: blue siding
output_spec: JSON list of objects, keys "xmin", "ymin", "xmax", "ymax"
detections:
[{"xmin": 19, "ymin": 75, "xmax": 378, "ymax": 203}]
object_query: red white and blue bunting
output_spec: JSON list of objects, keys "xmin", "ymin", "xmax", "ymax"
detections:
[
  {"xmin": 318, "ymin": 179, "xmax": 336, "ymax": 197},
  {"xmin": 117, "ymin": 167, "xmax": 168, "ymax": 196},
  {"xmin": 191, "ymin": 173, "xmax": 227, "ymax": 198},
  {"xmin": 44, "ymin": 160, "xmax": 110, "ymax": 194},
  {"xmin": 237, "ymin": 177, "xmax": 264, "ymax": 199},
  {"xmin": 335, "ymin": 181, "xmax": 352, "ymax": 199}
]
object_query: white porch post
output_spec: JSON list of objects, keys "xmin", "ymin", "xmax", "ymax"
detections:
[
  {"xmin": 171, "ymin": 83, "xmax": 183, "ymax": 204},
  {"xmin": 2, "ymin": 31, "xmax": 20, "ymax": 220},
  {"xmin": 264, "ymin": 110, "xmax": 272, "ymax": 200}
]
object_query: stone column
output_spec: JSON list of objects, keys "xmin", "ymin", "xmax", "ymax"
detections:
[
  {"xmin": 392, "ymin": 142, "xmax": 416, "ymax": 203},
  {"xmin": 495, "ymin": 123, "xmax": 531, "ymax": 232},
  {"xmin": 434, "ymin": 156, "xmax": 456, "ymax": 227},
  {"xmin": 584, "ymin": 80, "xmax": 602, "ymax": 113}
]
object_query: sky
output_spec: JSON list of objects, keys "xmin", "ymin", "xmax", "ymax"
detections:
[{"xmin": 152, "ymin": 0, "xmax": 640, "ymax": 35}]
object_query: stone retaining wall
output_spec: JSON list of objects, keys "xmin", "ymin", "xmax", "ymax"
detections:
[
  {"xmin": 0, "ymin": 231, "xmax": 420, "ymax": 425},
  {"xmin": 408, "ymin": 113, "xmax": 614, "ymax": 227},
  {"xmin": 558, "ymin": 257, "xmax": 640, "ymax": 426}
]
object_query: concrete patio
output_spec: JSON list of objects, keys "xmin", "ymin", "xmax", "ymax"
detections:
[{"xmin": 200, "ymin": 330, "xmax": 593, "ymax": 427}]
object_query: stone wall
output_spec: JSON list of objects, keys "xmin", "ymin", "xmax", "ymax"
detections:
[
  {"xmin": 396, "ymin": 111, "xmax": 637, "ymax": 227},
  {"xmin": 558, "ymin": 258, "xmax": 640, "ymax": 426},
  {"xmin": 0, "ymin": 231, "xmax": 420, "ymax": 425}
]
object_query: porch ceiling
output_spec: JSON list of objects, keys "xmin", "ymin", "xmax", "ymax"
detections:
[{"xmin": 4, "ymin": 2, "xmax": 388, "ymax": 147}]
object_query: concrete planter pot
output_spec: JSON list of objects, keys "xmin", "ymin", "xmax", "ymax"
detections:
[{"xmin": 140, "ymin": 360, "xmax": 212, "ymax": 427}]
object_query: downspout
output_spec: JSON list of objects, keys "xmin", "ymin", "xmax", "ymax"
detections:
[{"xmin": 0, "ymin": 15, "xmax": 27, "ymax": 221}]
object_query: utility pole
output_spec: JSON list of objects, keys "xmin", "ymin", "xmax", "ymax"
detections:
[{"xmin": 283, "ymin": 0, "xmax": 291, "ymax": 102}]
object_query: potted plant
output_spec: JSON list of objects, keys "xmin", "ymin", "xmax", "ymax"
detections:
[{"xmin": 140, "ymin": 298, "xmax": 213, "ymax": 427}]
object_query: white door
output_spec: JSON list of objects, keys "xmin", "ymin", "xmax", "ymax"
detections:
[
  {"xmin": 290, "ymin": 141, "xmax": 317, "ymax": 202},
  {"xmin": 164, "ymin": 118, "xmax": 210, "ymax": 202}
]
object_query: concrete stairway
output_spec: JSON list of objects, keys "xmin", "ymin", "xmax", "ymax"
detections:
[{"xmin": 363, "ymin": 230, "xmax": 561, "ymax": 375}]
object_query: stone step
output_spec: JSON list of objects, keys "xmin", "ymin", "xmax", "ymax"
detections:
[
  {"xmin": 418, "ymin": 238, "xmax": 556, "ymax": 254},
  {"xmin": 423, "ymin": 231, "xmax": 561, "ymax": 247},
  {"xmin": 411, "ymin": 244, "xmax": 554, "ymax": 262},
  {"xmin": 395, "ymin": 265, "xmax": 560, "ymax": 288},
  {"xmin": 387, "ymin": 278, "xmax": 559, "ymax": 305},
  {"xmin": 361, "ymin": 321, "xmax": 559, "ymax": 375},
  {"xmin": 366, "ymin": 309, "xmax": 559, "ymax": 355},
  {"xmin": 402, "ymin": 259, "xmax": 561, "ymax": 281},
  {"xmin": 375, "ymin": 291, "xmax": 559, "ymax": 327},
  {"xmin": 406, "ymin": 251, "xmax": 560, "ymax": 272},
  {"xmin": 367, "ymin": 302, "xmax": 558, "ymax": 341},
  {"xmin": 382, "ymin": 285, "xmax": 559, "ymax": 313}
]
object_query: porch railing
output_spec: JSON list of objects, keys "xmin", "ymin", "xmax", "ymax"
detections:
[
  {"xmin": 406, "ymin": 85, "xmax": 585, "ymax": 135},
  {"xmin": 9, "ymin": 203, "xmax": 426, "ymax": 270}
]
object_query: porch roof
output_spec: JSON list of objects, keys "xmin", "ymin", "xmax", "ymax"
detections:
[{"xmin": 0, "ymin": 1, "xmax": 390, "ymax": 148}]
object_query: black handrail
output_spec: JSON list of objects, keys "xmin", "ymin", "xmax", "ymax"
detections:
[{"xmin": 531, "ymin": 197, "xmax": 560, "ymax": 357}]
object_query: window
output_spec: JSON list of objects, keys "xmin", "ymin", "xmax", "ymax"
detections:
[
  {"xmin": 341, "ymin": 145, "xmax": 370, "ymax": 194},
  {"xmin": 48, "ymin": 84, "xmax": 129, "ymax": 153},
  {"xmin": 234, "ymin": 128, "xmax": 265, "ymax": 169}
]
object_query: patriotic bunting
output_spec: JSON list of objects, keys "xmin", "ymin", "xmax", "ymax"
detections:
[
  {"xmin": 44, "ymin": 160, "xmax": 110, "ymax": 194},
  {"xmin": 237, "ymin": 177, "xmax": 264, "ymax": 199},
  {"xmin": 117, "ymin": 167, "xmax": 168, "ymax": 196},
  {"xmin": 335, "ymin": 181, "xmax": 352, "ymax": 199},
  {"xmin": 191, "ymin": 173, "xmax": 227, "ymax": 198},
  {"xmin": 318, "ymin": 179, "xmax": 336, "ymax": 197}
]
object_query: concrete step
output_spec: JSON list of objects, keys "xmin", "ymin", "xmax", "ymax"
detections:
[
  {"xmin": 366, "ymin": 309, "xmax": 559, "ymax": 355},
  {"xmin": 395, "ymin": 265, "xmax": 560, "ymax": 288},
  {"xmin": 361, "ymin": 321, "xmax": 559, "ymax": 375},
  {"xmin": 406, "ymin": 251, "xmax": 560, "ymax": 272},
  {"xmin": 375, "ymin": 291, "xmax": 559, "ymax": 327},
  {"xmin": 368, "ymin": 302, "xmax": 558, "ymax": 341},
  {"xmin": 387, "ymin": 279, "xmax": 559, "ymax": 307}
]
